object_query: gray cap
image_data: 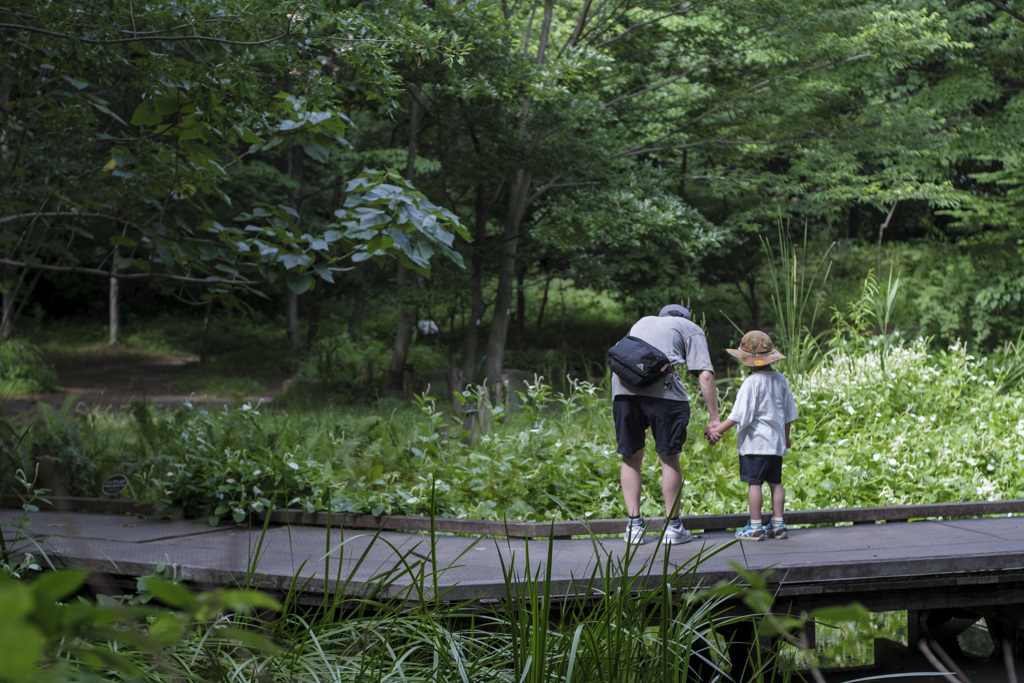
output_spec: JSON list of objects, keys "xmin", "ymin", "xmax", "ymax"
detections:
[{"xmin": 659, "ymin": 304, "xmax": 691, "ymax": 320}]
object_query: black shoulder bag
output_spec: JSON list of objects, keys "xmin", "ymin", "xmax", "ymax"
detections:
[{"xmin": 608, "ymin": 335, "xmax": 672, "ymax": 388}]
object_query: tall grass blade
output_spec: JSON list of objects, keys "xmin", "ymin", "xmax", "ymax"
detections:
[{"xmin": 761, "ymin": 222, "xmax": 834, "ymax": 375}]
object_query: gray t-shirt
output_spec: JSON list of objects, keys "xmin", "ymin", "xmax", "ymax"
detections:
[
  {"xmin": 611, "ymin": 316, "xmax": 715, "ymax": 401},
  {"xmin": 727, "ymin": 369, "xmax": 798, "ymax": 456}
]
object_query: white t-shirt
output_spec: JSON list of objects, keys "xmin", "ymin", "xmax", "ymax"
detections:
[
  {"xmin": 611, "ymin": 315, "xmax": 715, "ymax": 402},
  {"xmin": 727, "ymin": 369, "xmax": 798, "ymax": 456}
]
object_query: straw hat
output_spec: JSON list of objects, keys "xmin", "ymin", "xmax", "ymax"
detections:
[{"xmin": 726, "ymin": 330, "xmax": 785, "ymax": 367}]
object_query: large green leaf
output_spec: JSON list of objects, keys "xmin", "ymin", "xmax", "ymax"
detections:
[{"xmin": 0, "ymin": 581, "xmax": 43, "ymax": 683}]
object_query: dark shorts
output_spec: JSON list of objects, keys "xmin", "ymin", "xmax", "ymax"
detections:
[
  {"xmin": 613, "ymin": 396, "xmax": 690, "ymax": 456},
  {"xmin": 739, "ymin": 455, "xmax": 783, "ymax": 485}
]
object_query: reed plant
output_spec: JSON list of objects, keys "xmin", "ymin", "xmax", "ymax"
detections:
[
  {"xmin": 991, "ymin": 328, "xmax": 1024, "ymax": 392},
  {"xmin": 760, "ymin": 223, "xmax": 834, "ymax": 376},
  {"xmin": 827, "ymin": 266, "xmax": 902, "ymax": 375}
]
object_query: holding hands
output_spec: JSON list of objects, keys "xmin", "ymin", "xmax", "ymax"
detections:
[
  {"xmin": 704, "ymin": 418, "xmax": 735, "ymax": 445},
  {"xmin": 704, "ymin": 419, "xmax": 723, "ymax": 445}
]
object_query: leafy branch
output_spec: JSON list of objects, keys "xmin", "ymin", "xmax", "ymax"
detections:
[
  {"xmin": 0, "ymin": 22, "xmax": 296, "ymax": 46},
  {"xmin": 0, "ymin": 258, "xmax": 263, "ymax": 286}
]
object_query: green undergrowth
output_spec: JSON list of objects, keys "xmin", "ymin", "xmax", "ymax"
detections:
[
  {"xmin": 0, "ymin": 339, "xmax": 57, "ymax": 395},
  {"xmin": 4, "ymin": 258, "xmax": 1023, "ymax": 524},
  {"xmin": 166, "ymin": 374, "xmax": 271, "ymax": 398},
  {"xmin": 5, "ymin": 330, "xmax": 1023, "ymax": 527}
]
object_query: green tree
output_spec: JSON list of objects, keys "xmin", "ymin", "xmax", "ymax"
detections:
[
  {"xmin": 0, "ymin": 0, "xmax": 468, "ymax": 341},
  {"xmin": 407, "ymin": 0, "xmax": 970, "ymax": 381},
  {"xmin": 919, "ymin": 0, "xmax": 1024, "ymax": 346}
]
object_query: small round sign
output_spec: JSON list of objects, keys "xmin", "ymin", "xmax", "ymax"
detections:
[{"xmin": 102, "ymin": 474, "xmax": 128, "ymax": 497}]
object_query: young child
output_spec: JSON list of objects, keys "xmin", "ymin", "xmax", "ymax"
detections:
[{"xmin": 707, "ymin": 331, "xmax": 798, "ymax": 541}]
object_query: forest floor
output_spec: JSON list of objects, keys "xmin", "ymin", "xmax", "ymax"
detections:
[{"xmin": 1, "ymin": 347, "xmax": 280, "ymax": 419}]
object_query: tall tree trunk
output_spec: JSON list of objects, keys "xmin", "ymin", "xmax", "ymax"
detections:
[
  {"xmin": 535, "ymin": 271, "xmax": 553, "ymax": 336},
  {"xmin": 309, "ymin": 167, "xmax": 344, "ymax": 348},
  {"xmin": 348, "ymin": 275, "xmax": 365, "ymax": 340},
  {"xmin": 514, "ymin": 262, "xmax": 526, "ymax": 347},
  {"xmin": 734, "ymin": 273, "xmax": 761, "ymax": 329},
  {"xmin": 109, "ymin": 247, "xmax": 120, "ymax": 346},
  {"xmin": 200, "ymin": 299, "xmax": 214, "ymax": 361},
  {"xmin": 460, "ymin": 183, "xmax": 488, "ymax": 383},
  {"xmin": 306, "ymin": 278, "xmax": 324, "ymax": 348},
  {"xmin": 483, "ymin": 0, "xmax": 553, "ymax": 383},
  {"xmin": 387, "ymin": 86, "xmax": 423, "ymax": 392},
  {"xmin": 0, "ymin": 265, "xmax": 17, "ymax": 341},
  {"xmin": 285, "ymin": 289, "xmax": 301, "ymax": 352},
  {"xmin": 387, "ymin": 263, "xmax": 418, "ymax": 392},
  {"xmin": 678, "ymin": 148, "xmax": 687, "ymax": 197},
  {"xmin": 484, "ymin": 167, "xmax": 531, "ymax": 382},
  {"xmin": 1, "ymin": 265, "xmax": 41, "ymax": 340},
  {"xmin": 0, "ymin": 266, "xmax": 16, "ymax": 340},
  {"xmin": 285, "ymin": 138, "xmax": 304, "ymax": 353}
]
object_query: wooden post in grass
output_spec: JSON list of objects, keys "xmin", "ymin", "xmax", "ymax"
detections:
[
  {"xmin": 476, "ymin": 390, "xmax": 491, "ymax": 436},
  {"xmin": 450, "ymin": 368, "xmax": 464, "ymax": 414}
]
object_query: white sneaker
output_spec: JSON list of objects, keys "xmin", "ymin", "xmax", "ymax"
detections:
[
  {"xmin": 624, "ymin": 519, "xmax": 646, "ymax": 545},
  {"xmin": 664, "ymin": 523, "xmax": 694, "ymax": 545}
]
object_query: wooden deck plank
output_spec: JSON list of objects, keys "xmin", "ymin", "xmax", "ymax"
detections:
[
  {"xmin": 10, "ymin": 496, "xmax": 1024, "ymax": 536},
  {"xmin": 7, "ymin": 509, "xmax": 1024, "ymax": 614}
]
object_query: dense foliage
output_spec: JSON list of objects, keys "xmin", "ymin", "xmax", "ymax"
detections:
[
  {"xmin": 4, "ymin": 0, "xmax": 1023, "ymax": 379},
  {"xmin": 9, "ymin": 325, "xmax": 1023, "ymax": 525},
  {"xmin": 0, "ymin": 0, "xmax": 470, "ymax": 349},
  {"xmin": 5, "ymin": 2, "xmax": 1024, "ymax": 679}
]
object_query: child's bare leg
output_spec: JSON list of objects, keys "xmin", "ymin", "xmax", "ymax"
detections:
[
  {"xmin": 768, "ymin": 482, "xmax": 785, "ymax": 519},
  {"xmin": 747, "ymin": 484, "xmax": 763, "ymax": 522}
]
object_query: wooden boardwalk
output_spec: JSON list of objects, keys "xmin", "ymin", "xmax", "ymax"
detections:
[{"xmin": 5, "ymin": 500, "xmax": 1024, "ymax": 628}]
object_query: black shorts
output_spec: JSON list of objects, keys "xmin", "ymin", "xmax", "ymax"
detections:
[
  {"xmin": 613, "ymin": 396, "xmax": 690, "ymax": 456},
  {"xmin": 739, "ymin": 455, "xmax": 783, "ymax": 485}
]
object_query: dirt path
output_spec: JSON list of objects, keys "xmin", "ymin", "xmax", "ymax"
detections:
[{"xmin": 2, "ymin": 348, "xmax": 277, "ymax": 418}]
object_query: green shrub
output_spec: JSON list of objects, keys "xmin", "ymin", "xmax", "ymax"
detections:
[
  {"xmin": 94, "ymin": 334, "xmax": 1021, "ymax": 523},
  {"xmin": 301, "ymin": 333, "xmax": 389, "ymax": 386},
  {"xmin": 31, "ymin": 402, "xmax": 101, "ymax": 497},
  {"xmin": 0, "ymin": 339, "xmax": 57, "ymax": 394},
  {"xmin": 15, "ymin": 400, "xmax": 155, "ymax": 499},
  {"xmin": 0, "ymin": 569, "xmax": 279, "ymax": 683},
  {"xmin": 788, "ymin": 337, "xmax": 1024, "ymax": 509},
  {"xmin": 156, "ymin": 444, "xmax": 324, "ymax": 525},
  {"xmin": 141, "ymin": 403, "xmax": 328, "ymax": 523},
  {"xmin": 21, "ymin": 318, "xmax": 1024, "ymax": 526}
]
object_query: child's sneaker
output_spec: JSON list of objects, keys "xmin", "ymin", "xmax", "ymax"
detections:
[
  {"xmin": 766, "ymin": 522, "xmax": 788, "ymax": 539},
  {"xmin": 735, "ymin": 523, "xmax": 765, "ymax": 541},
  {"xmin": 624, "ymin": 518, "xmax": 646, "ymax": 545},
  {"xmin": 663, "ymin": 523, "xmax": 694, "ymax": 545}
]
